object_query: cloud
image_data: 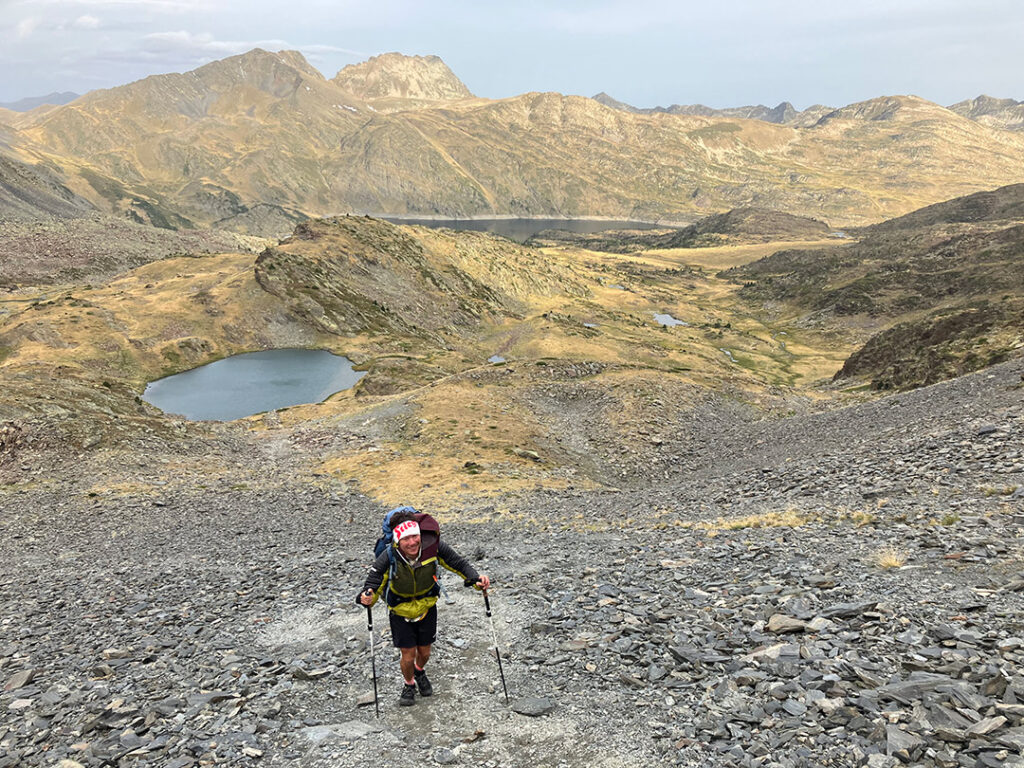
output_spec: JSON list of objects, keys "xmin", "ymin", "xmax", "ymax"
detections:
[
  {"xmin": 73, "ymin": 13, "xmax": 99, "ymax": 27},
  {"xmin": 144, "ymin": 29, "xmax": 286, "ymax": 55},
  {"xmin": 34, "ymin": 0, "xmax": 201, "ymax": 9},
  {"xmin": 15, "ymin": 16, "xmax": 38, "ymax": 38},
  {"xmin": 143, "ymin": 30, "xmax": 362, "ymax": 59}
]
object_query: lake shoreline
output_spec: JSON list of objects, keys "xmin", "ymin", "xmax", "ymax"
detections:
[{"xmin": 367, "ymin": 213, "xmax": 694, "ymax": 227}]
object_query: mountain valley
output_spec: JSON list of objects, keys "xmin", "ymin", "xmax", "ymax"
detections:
[{"xmin": 1, "ymin": 48, "xmax": 1023, "ymax": 768}]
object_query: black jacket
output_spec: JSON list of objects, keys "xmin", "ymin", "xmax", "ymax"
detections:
[{"xmin": 357, "ymin": 540, "xmax": 480, "ymax": 619}]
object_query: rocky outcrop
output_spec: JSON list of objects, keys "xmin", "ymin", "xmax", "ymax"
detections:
[
  {"xmin": 254, "ymin": 215, "xmax": 587, "ymax": 339},
  {"xmin": 332, "ymin": 52, "xmax": 473, "ymax": 101},
  {"xmin": 835, "ymin": 303, "xmax": 1024, "ymax": 389},
  {"xmin": 949, "ymin": 94, "xmax": 1024, "ymax": 131}
]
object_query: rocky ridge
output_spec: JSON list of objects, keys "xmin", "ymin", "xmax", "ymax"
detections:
[
  {"xmin": 254, "ymin": 215, "xmax": 589, "ymax": 341},
  {"xmin": 592, "ymin": 93, "xmax": 833, "ymax": 127},
  {"xmin": 948, "ymin": 96, "xmax": 1024, "ymax": 132},
  {"xmin": 332, "ymin": 53, "xmax": 473, "ymax": 101}
]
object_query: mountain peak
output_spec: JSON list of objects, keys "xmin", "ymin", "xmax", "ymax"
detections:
[
  {"xmin": 332, "ymin": 53, "xmax": 472, "ymax": 100},
  {"xmin": 947, "ymin": 95, "xmax": 1024, "ymax": 131},
  {"xmin": 194, "ymin": 48, "xmax": 325, "ymax": 84},
  {"xmin": 817, "ymin": 95, "xmax": 948, "ymax": 124},
  {"xmin": 591, "ymin": 92, "xmax": 639, "ymax": 112}
]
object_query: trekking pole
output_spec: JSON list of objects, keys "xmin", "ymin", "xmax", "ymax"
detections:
[
  {"xmin": 482, "ymin": 588, "xmax": 510, "ymax": 704},
  {"xmin": 366, "ymin": 602, "xmax": 380, "ymax": 718}
]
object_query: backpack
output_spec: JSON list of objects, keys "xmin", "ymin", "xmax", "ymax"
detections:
[{"xmin": 373, "ymin": 506, "xmax": 450, "ymax": 601}]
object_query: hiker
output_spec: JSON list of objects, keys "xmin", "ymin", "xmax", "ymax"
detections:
[{"xmin": 357, "ymin": 510, "xmax": 490, "ymax": 707}]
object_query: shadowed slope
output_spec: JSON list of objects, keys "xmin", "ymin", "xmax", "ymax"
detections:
[{"xmin": 727, "ymin": 184, "xmax": 1024, "ymax": 389}]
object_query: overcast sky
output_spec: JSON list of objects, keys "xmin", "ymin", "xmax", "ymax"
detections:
[{"xmin": 1, "ymin": 0, "xmax": 1022, "ymax": 108}]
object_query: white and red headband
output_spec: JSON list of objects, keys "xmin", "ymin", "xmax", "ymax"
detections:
[{"xmin": 393, "ymin": 520, "xmax": 421, "ymax": 543}]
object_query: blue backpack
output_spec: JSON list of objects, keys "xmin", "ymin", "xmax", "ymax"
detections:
[
  {"xmin": 374, "ymin": 505, "xmax": 420, "ymax": 560},
  {"xmin": 373, "ymin": 506, "xmax": 451, "ymax": 602}
]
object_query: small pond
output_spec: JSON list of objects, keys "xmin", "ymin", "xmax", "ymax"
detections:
[
  {"xmin": 488, "ymin": 355, "xmax": 507, "ymax": 364},
  {"xmin": 142, "ymin": 349, "xmax": 365, "ymax": 421},
  {"xmin": 653, "ymin": 313, "xmax": 689, "ymax": 327},
  {"xmin": 380, "ymin": 217, "xmax": 674, "ymax": 244}
]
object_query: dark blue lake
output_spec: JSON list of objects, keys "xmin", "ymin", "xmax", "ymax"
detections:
[
  {"xmin": 380, "ymin": 217, "xmax": 676, "ymax": 243},
  {"xmin": 142, "ymin": 349, "xmax": 365, "ymax": 421}
]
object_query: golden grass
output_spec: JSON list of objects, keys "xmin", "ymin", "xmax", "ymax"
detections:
[
  {"xmin": 630, "ymin": 238, "xmax": 848, "ymax": 271},
  {"xmin": 873, "ymin": 546, "xmax": 908, "ymax": 569},
  {"xmin": 708, "ymin": 507, "xmax": 810, "ymax": 532},
  {"xmin": 839, "ymin": 508, "xmax": 877, "ymax": 527},
  {"xmin": 0, "ymin": 252, "xmax": 323, "ymax": 384},
  {"xmin": 311, "ymin": 380, "xmax": 601, "ymax": 509}
]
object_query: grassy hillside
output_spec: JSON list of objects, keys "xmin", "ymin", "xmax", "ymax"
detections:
[{"xmin": 725, "ymin": 184, "xmax": 1024, "ymax": 389}]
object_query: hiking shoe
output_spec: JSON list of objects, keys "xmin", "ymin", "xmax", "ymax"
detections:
[
  {"xmin": 414, "ymin": 669, "xmax": 433, "ymax": 697},
  {"xmin": 399, "ymin": 683, "xmax": 416, "ymax": 707}
]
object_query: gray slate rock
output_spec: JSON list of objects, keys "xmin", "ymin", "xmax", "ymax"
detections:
[
  {"xmin": 433, "ymin": 747, "xmax": 458, "ymax": 765},
  {"xmin": 4, "ymin": 669, "xmax": 36, "ymax": 691},
  {"xmin": 300, "ymin": 721, "xmax": 379, "ymax": 743},
  {"xmin": 767, "ymin": 614, "xmax": 807, "ymax": 633},
  {"xmin": 511, "ymin": 697, "xmax": 557, "ymax": 716}
]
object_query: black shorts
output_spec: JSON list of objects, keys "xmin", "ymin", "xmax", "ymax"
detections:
[{"xmin": 389, "ymin": 605, "xmax": 438, "ymax": 648}]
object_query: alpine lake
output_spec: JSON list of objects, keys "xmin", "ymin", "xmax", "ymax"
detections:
[{"xmin": 142, "ymin": 349, "xmax": 365, "ymax": 422}]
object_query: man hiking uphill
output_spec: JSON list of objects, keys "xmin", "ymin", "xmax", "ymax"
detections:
[{"xmin": 357, "ymin": 510, "xmax": 490, "ymax": 707}]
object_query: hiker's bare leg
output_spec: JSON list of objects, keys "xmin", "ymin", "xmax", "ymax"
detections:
[
  {"xmin": 415, "ymin": 644, "xmax": 432, "ymax": 670},
  {"xmin": 399, "ymin": 647, "xmax": 417, "ymax": 682}
]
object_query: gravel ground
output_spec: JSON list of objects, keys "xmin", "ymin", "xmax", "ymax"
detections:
[{"xmin": 1, "ymin": 358, "xmax": 1022, "ymax": 768}]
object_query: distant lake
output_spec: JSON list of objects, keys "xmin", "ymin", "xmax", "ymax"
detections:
[
  {"xmin": 143, "ymin": 349, "xmax": 365, "ymax": 421},
  {"xmin": 381, "ymin": 217, "xmax": 676, "ymax": 243}
]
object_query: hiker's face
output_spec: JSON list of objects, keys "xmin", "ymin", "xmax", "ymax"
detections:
[{"xmin": 399, "ymin": 534, "xmax": 421, "ymax": 558}]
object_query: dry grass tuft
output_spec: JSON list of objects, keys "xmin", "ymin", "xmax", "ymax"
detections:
[
  {"xmin": 704, "ymin": 506, "xmax": 809, "ymax": 533},
  {"xmin": 981, "ymin": 485, "xmax": 1019, "ymax": 497},
  {"xmin": 874, "ymin": 546, "xmax": 908, "ymax": 569},
  {"xmin": 836, "ymin": 506, "xmax": 877, "ymax": 527}
]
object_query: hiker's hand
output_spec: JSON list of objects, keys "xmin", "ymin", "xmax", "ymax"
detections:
[
  {"xmin": 475, "ymin": 575, "xmax": 491, "ymax": 590},
  {"xmin": 359, "ymin": 590, "xmax": 375, "ymax": 606}
]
